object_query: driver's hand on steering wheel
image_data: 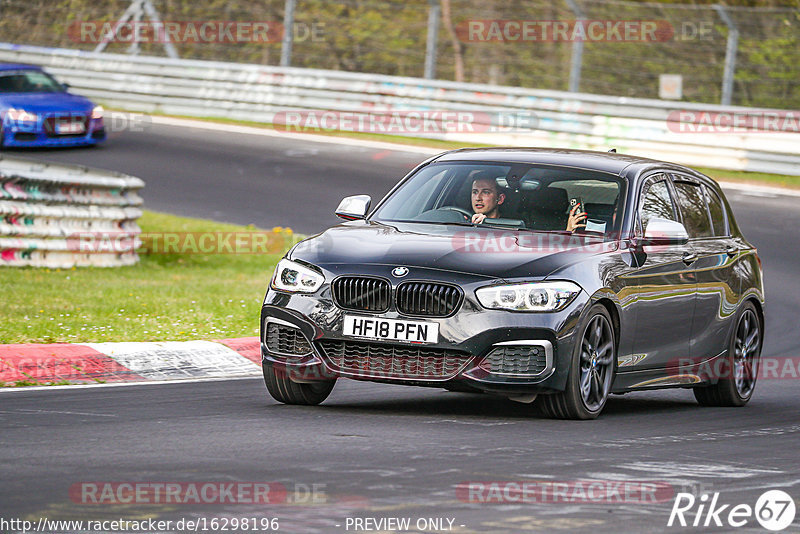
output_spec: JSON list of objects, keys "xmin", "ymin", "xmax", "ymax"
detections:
[{"xmin": 471, "ymin": 213, "xmax": 487, "ymax": 224}]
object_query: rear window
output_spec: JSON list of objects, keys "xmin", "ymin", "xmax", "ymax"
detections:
[
  {"xmin": 673, "ymin": 181, "xmax": 713, "ymax": 238},
  {"xmin": 705, "ymin": 186, "xmax": 729, "ymax": 236},
  {"xmin": 640, "ymin": 178, "xmax": 678, "ymax": 230}
]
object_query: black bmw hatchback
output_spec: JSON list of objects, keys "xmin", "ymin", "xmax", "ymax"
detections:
[{"xmin": 260, "ymin": 148, "xmax": 765, "ymax": 419}]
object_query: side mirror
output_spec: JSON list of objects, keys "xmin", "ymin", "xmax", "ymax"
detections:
[
  {"xmin": 61, "ymin": 83, "xmax": 70, "ymax": 91},
  {"xmin": 335, "ymin": 195, "xmax": 371, "ymax": 220},
  {"xmin": 639, "ymin": 217, "xmax": 689, "ymax": 246}
]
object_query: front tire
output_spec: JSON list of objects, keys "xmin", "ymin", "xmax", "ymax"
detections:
[
  {"xmin": 539, "ymin": 304, "xmax": 616, "ymax": 420},
  {"xmin": 694, "ymin": 302, "xmax": 761, "ymax": 407},
  {"xmin": 262, "ymin": 361, "xmax": 336, "ymax": 405}
]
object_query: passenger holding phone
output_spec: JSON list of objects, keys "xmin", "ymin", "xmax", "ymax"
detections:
[{"xmin": 567, "ymin": 198, "xmax": 588, "ymax": 232}]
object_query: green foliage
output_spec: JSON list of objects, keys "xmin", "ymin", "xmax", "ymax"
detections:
[{"xmin": 0, "ymin": 0, "xmax": 797, "ymax": 107}]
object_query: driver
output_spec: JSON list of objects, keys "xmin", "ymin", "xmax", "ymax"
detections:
[{"xmin": 470, "ymin": 175, "xmax": 505, "ymax": 224}]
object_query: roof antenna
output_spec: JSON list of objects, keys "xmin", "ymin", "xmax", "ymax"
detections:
[{"xmin": 608, "ymin": 148, "xmax": 617, "ymax": 153}]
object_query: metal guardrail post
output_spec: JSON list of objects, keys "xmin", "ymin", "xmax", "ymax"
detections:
[
  {"xmin": 565, "ymin": 0, "xmax": 585, "ymax": 93},
  {"xmin": 713, "ymin": 4, "xmax": 739, "ymax": 107},
  {"xmin": 141, "ymin": 0, "xmax": 179, "ymax": 59},
  {"xmin": 95, "ymin": 0, "xmax": 178, "ymax": 59},
  {"xmin": 424, "ymin": 0, "xmax": 441, "ymax": 80},
  {"xmin": 280, "ymin": 0, "xmax": 296, "ymax": 67}
]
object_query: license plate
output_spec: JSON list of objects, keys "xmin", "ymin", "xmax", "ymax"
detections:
[
  {"xmin": 343, "ymin": 315, "xmax": 439, "ymax": 344},
  {"xmin": 55, "ymin": 121, "xmax": 85, "ymax": 134}
]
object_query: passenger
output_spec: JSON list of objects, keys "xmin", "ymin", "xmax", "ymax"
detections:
[{"xmin": 566, "ymin": 204, "xmax": 588, "ymax": 232}]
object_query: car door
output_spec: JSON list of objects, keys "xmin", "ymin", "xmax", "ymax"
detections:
[
  {"xmin": 671, "ymin": 175, "xmax": 740, "ymax": 366},
  {"xmin": 622, "ymin": 173, "xmax": 698, "ymax": 371}
]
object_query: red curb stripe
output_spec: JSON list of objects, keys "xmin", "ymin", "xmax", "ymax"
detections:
[
  {"xmin": 216, "ymin": 337, "xmax": 261, "ymax": 365},
  {"xmin": 0, "ymin": 344, "xmax": 145, "ymax": 385}
]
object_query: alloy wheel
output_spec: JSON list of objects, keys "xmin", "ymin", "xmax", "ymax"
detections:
[
  {"xmin": 579, "ymin": 314, "xmax": 615, "ymax": 411},
  {"xmin": 733, "ymin": 308, "xmax": 760, "ymax": 398}
]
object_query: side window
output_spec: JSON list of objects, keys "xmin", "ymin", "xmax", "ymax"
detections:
[
  {"xmin": 705, "ymin": 186, "xmax": 729, "ymax": 236},
  {"xmin": 673, "ymin": 181, "xmax": 713, "ymax": 238},
  {"xmin": 640, "ymin": 179, "xmax": 678, "ymax": 232}
]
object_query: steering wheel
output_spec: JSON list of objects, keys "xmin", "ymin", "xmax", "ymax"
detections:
[{"xmin": 439, "ymin": 206, "xmax": 473, "ymax": 220}]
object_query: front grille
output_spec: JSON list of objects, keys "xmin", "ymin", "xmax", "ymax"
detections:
[
  {"xmin": 332, "ymin": 276, "xmax": 391, "ymax": 312},
  {"xmin": 317, "ymin": 339, "xmax": 471, "ymax": 380},
  {"xmin": 396, "ymin": 282, "xmax": 462, "ymax": 317},
  {"xmin": 479, "ymin": 345, "xmax": 548, "ymax": 376},
  {"xmin": 265, "ymin": 322, "xmax": 312, "ymax": 356}
]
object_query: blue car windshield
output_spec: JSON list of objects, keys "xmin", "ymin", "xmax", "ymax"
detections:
[
  {"xmin": 0, "ymin": 70, "xmax": 64, "ymax": 93},
  {"xmin": 372, "ymin": 161, "xmax": 626, "ymax": 236}
]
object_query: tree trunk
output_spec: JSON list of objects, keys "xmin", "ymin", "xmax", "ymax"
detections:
[{"xmin": 440, "ymin": 0, "xmax": 464, "ymax": 82}]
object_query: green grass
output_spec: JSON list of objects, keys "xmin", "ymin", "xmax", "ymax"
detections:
[
  {"xmin": 695, "ymin": 167, "xmax": 800, "ymax": 190},
  {"xmin": 0, "ymin": 211, "xmax": 298, "ymax": 344},
  {"xmin": 146, "ymin": 111, "xmax": 800, "ymax": 190}
]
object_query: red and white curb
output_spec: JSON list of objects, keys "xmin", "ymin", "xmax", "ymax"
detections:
[{"xmin": 0, "ymin": 337, "xmax": 262, "ymax": 388}]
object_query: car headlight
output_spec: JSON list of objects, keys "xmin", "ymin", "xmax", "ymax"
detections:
[
  {"xmin": 476, "ymin": 281, "xmax": 581, "ymax": 312},
  {"xmin": 270, "ymin": 258, "xmax": 324, "ymax": 293},
  {"xmin": 6, "ymin": 108, "xmax": 38, "ymax": 122},
  {"xmin": 91, "ymin": 105, "xmax": 104, "ymax": 120}
]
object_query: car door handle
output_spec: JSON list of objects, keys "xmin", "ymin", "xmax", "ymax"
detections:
[
  {"xmin": 726, "ymin": 245, "xmax": 738, "ymax": 257},
  {"xmin": 682, "ymin": 252, "xmax": 697, "ymax": 265}
]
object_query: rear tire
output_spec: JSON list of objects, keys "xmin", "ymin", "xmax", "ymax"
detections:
[
  {"xmin": 539, "ymin": 304, "xmax": 616, "ymax": 420},
  {"xmin": 262, "ymin": 361, "xmax": 335, "ymax": 405},
  {"xmin": 694, "ymin": 302, "xmax": 761, "ymax": 407}
]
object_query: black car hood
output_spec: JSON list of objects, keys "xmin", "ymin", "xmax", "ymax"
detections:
[{"xmin": 289, "ymin": 220, "xmax": 615, "ymax": 279}]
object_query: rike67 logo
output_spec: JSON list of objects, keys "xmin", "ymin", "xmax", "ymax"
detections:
[{"xmin": 668, "ymin": 490, "xmax": 796, "ymax": 531}]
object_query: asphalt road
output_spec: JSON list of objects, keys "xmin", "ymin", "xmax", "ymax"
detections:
[{"xmin": 2, "ymin": 124, "xmax": 799, "ymax": 533}]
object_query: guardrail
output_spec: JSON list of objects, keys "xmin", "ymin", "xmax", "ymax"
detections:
[
  {"xmin": 1, "ymin": 42, "xmax": 798, "ymax": 176},
  {"xmin": 0, "ymin": 155, "xmax": 144, "ymax": 268}
]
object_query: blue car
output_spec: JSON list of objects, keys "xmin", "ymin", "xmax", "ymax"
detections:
[{"xmin": 0, "ymin": 63, "xmax": 105, "ymax": 148}]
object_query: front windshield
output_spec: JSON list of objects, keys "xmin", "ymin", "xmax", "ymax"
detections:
[
  {"xmin": 372, "ymin": 161, "xmax": 625, "ymax": 236},
  {"xmin": 0, "ymin": 70, "xmax": 64, "ymax": 93}
]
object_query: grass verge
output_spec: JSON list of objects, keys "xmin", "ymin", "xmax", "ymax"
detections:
[{"xmin": 0, "ymin": 211, "xmax": 297, "ymax": 344}]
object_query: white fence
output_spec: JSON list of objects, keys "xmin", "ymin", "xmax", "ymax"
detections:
[
  {"xmin": 0, "ymin": 156, "xmax": 144, "ymax": 268},
  {"xmin": 1, "ymin": 43, "xmax": 798, "ymax": 176}
]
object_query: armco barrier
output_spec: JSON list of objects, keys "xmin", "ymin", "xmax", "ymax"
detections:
[
  {"xmin": 0, "ymin": 43, "xmax": 798, "ymax": 176},
  {"xmin": 0, "ymin": 156, "xmax": 144, "ymax": 268}
]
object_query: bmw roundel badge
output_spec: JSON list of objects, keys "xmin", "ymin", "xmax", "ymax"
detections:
[{"xmin": 392, "ymin": 267, "xmax": 409, "ymax": 277}]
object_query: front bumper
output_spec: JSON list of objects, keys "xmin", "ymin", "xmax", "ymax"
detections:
[
  {"xmin": 2, "ymin": 117, "xmax": 105, "ymax": 147},
  {"xmin": 260, "ymin": 267, "xmax": 589, "ymax": 395}
]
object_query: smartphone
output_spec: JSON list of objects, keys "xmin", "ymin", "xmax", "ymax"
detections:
[{"xmin": 570, "ymin": 197, "xmax": 585, "ymax": 216}]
